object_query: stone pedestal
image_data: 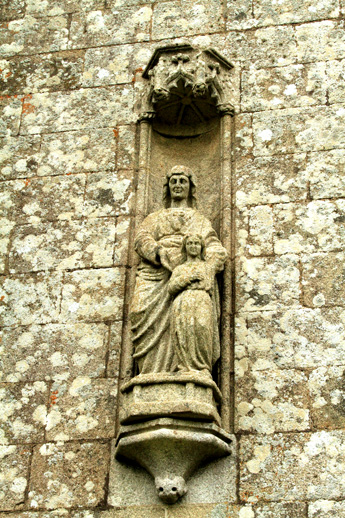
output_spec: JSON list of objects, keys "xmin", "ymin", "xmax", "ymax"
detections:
[
  {"xmin": 120, "ymin": 372, "xmax": 222, "ymax": 425},
  {"xmin": 116, "ymin": 374, "xmax": 231, "ymax": 504}
]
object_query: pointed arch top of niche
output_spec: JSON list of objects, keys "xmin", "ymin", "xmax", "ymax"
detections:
[{"xmin": 139, "ymin": 44, "xmax": 235, "ymax": 137}]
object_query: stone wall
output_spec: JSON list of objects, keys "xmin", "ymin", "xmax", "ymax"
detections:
[{"xmin": 1, "ymin": 0, "xmax": 345, "ymax": 517}]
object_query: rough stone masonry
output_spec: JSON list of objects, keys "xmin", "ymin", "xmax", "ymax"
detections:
[{"xmin": 1, "ymin": 0, "xmax": 345, "ymax": 517}]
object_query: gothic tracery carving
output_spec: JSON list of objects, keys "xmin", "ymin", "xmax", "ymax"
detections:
[{"xmin": 139, "ymin": 45, "xmax": 235, "ymax": 125}]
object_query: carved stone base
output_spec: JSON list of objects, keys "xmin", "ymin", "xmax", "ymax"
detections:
[
  {"xmin": 120, "ymin": 373, "xmax": 222, "ymax": 425},
  {"xmin": 115, "ymin": 418, "xmax": 232, "ymax": 504}
]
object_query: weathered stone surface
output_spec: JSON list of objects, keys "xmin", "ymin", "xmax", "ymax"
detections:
[
  {"xmin": 114, "ymin": 216, "xmax": 130, "ymax": 265},
  {"xmin": 309, "ymin": 500, "xmax": 345, "ymax": 517},
  {"xmin": 235, "ymin": 114, "xmax": 254, "ymax": 159},
  {"xmin": 236, "ymin": 255, "xmax": 300, "ymax": 312},
  {"xmin": 236, "ymin": 368, "xmax": 310, "ymax": 434},
  {"xmin": 60, "ymin": 267, "xmax": 125, "ymax": 322},
  {"xmin": 236, "ymin": 154, "xmax": 308, "ymax": 208},
  {"xmin": 29, "ymin": 441, "xmax": 109, "ymax": 509},
  {"xmin": 226, "ymin": 0, "xmax": 340, "ymax": 29},
  {"xmin": 225, "ymin": 0, "xmax": 255, "ymax": 30},
  {"xmin": 82, "ymin": 45, "xmax": 154, "ymax": 87},
  {"xmin": 240, "ymin": 431, "xmax": 345, "ymax": 502},
  {"xmin": 9, "ymin": 218, "xmax": 116, "ymax": 272},
  {"xmin": 296, "ymin": 20, "xmax": 345, "ymax": 63},
  {"xmin": 309, "ymin": 364, "xmax": 345, "ymax": 429},
  {"xmin": 255, "ymin": 502, "xmax": 307, "ymax": 518},
  {"xmin": 221, "ymin": 21, "xmax": 345, "ymax": 69},
  {"xmin": 107, "ymin": 320, "xmax": 123, "ymax": 378},
  {"xmin": 83, "ymin": 171, "xmax": 133, "ymax": 217},
  {"xmin": 0, "ymin": 512, "xmax": 69, "ymax": 518},
  {"xmin": 19, "ymin": 87, "xmax": 135, "ymax": 135},
  {"xmin": 0, "ymin": 135, "xmax": 41, "ymax": 181},
  {"xmin": 237, "ymin": 205, "xmax": 274, "ymax": 257},
  {"xmin": 26, "ymin": 0, "xmax": 104, "ymax": 16},
  {"xmin": 302, "ymin": 252, "xmax": 345, "ymax": 307},
  {"xmin": 0, "ymin": 175, "xmax": 86, "ymax": 224},
  {"xmin": 273, "ymin": 200, "xmax": 345, "ymax": 255},
  {"xmin": 0, "ymin": 323, "xmax": 108, "ymax": 383},
  {"xmin": 237, "ymin": 148, "xmax": 345, "ymax": 209},
  {"xmin": 117, "ymin": 125, "xmax": 136, "ymax": 170},
  {"xmin": 0, "ymin": 218, "xmax": 14, "ymax": 274},
  {"xmin": 152, "ymin": 0, "xmax": 224, "ymax": 39},
  {"xmin": 72, "ymin": 509, "xmax": 165, "ymax": 518},
  {"xmin": 167, "ymin": 504, "xmax": 241, "ymax": 517},
  {"xmin": 0, "ymin": 382, "xmax": 47, "ymax": 444},
  {"xmin": 327, "ymin": 58, "xmax": 345, "ymax": 104},
  {"xmin": 5, "ymin": 218, "xmax": 125, "ymax": 273},
  {"xmin": 0, "ymin": 0, "xmax": 26, "ymax": 21},
  {"xmin": 72, "ymin": 507, "xmax": 307, "ymax": 518},
  {"xmin": 45, "ymin": 378, "xmax": 116, "ymax": 441},
  {"xmin": 308, "ymin": 149, "xmax": 345, "ymax": 199},
  {"xmin": 254, "ymin": 0, "xmax": 339, "ymax": 27},
  {"xmin": 0, "ymin": 272, "xmax": 62, "ymax": 326},
  {"xmin": 0, "ymin": 15, "xmax": 69, "ymax": 58},
  {"xmin": 253, "ymin": 105, "xmax": 345, "ymax": 156},
  {"xmin": 235, "ymin": 307, "xmax": 345, "ymax": 371},
  {"xmin": 241, "ymin": 62, "xmax": 327, "ymax": 112},
  {"xmin": 105, "ymin": 0, "xmax": 163, "ymax": 4},
  {"xmin": 0, "ymin": 52, "xmax": 84, "ymax": 95},
  {"xmin": 219, "ymin": 26, "xmax": 297, "ymax": 69},
  {"xmin": 83, "ymin": 46, "xmax": 132, "ymax": 87},
  {"xmin": 0, "ymin": 95, "xmax": 22, "ymax": 136},
  {"xmin": 39, "ymin": 129, "xmax": 116, "ymax": 176},
  {"xmin": 69, "ymin": 6, "xmax": 152, "ymax": 48},
  {"xmin": 0, "ymin": 445, "xmax": 31, "ymax": 510},
  {"xmin": 91, "ymin": 43, "xmax": 158, "ymax": 87}
]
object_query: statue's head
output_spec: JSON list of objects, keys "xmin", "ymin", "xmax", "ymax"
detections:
[
  {"xmin": 163, "ymin": 165, "xmax": 197, "ymax": 208},
  {"xmin": 181, "ymin": 233, "xmax": 206, "ymax": 261}
]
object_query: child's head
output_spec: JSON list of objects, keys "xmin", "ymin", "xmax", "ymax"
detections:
[{"xmin": 181, "ymin": 233, "xmax": 206, "ymax": 261}]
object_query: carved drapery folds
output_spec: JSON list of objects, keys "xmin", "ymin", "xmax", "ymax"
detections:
[{"xmin": 139, "ymin": 44, "xmax": 235, "ymax": 128}]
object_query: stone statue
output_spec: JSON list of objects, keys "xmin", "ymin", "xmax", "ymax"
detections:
[
  {"xmin": 130, "ymin": 165, "xmax": 227, "ymax": 375},
  {"xmin": 168, "ymin": 233, "xmax": 217, "ymax": 376}
]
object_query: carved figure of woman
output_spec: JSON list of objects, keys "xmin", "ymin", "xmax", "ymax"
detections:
[
  {"xmin": 168, "ymin": 234, "xmax": 218, "ymax": 375},
  {"xmin": 130, "ymin": 165, "xmax": 227, "ymax": 374}
]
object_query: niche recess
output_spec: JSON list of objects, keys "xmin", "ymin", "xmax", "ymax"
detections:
[
  {"xmin": 120, "ymin": 43, "xmax": 236, "ymax": 430},
  {"xmin": 114, "ymin": 44, "xmax": 236, "ymax": 505}
]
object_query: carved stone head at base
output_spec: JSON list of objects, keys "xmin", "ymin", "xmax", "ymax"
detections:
[{"xmin": 155, "ymin": 475, "xmax": 187, "ymax": 504}]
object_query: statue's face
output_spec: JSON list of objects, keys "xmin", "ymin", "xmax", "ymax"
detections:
[
  {"xmin": 168, "ymin": 174, "xmax": 190, "ymax": 201},
  {"xmin": 185, "ymin": 236, "xmax": 202, "ymax": 258}
]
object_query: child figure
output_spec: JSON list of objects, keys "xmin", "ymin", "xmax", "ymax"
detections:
[{"xmin": 168, "ymin": 233, "xmax": 218, "ymax": 376}]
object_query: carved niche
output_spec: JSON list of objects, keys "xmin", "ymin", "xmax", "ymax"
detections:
[
  {"xmin": 115, "ymin": 45, "xmax": 235, "ymax": 505},
  {"xmin": 139, "ymin": 44, "xmax": 235, "ymax": 133}
]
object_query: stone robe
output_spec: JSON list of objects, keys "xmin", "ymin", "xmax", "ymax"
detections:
[
  {"xmin": 168, "ymin": 260, "xmax": 217, "ymax": 373},
  {"xmin": 130, "ymin": 207, "xmax": 227, "ymax": 374}
]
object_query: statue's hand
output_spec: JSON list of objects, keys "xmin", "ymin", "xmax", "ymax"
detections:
[
  {"xmin": 157, "ymin": 246, "xmax": 172, "ymax": 272},
  {"xmin": 188, "ymin": 271, "xmax": 204, "ymax": 283}
]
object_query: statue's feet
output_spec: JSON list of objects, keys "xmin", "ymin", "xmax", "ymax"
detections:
[{"xmin": 177, "ymin": 367, "xmax": 212, "ymax": 378}]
